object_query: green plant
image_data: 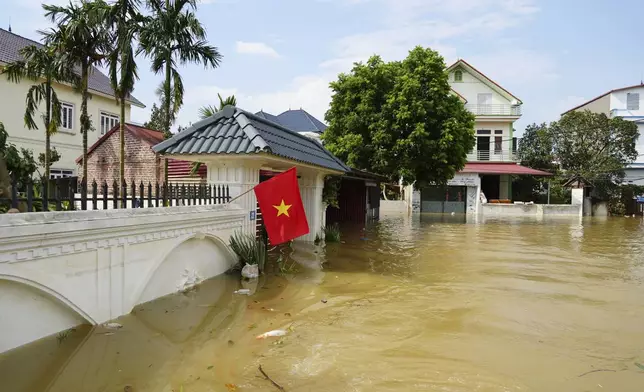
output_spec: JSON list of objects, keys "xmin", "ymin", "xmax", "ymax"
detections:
[
  {"xmin": 321, "ymin": 223, "xmax": 341, "ymax": 243},
  {"xmin": 229, "ymin": 231, "xmax": 266, "ymax": 272},
  {"xmin": 322, "ymin": 176, "xmax": 341, "ymax": 208}
]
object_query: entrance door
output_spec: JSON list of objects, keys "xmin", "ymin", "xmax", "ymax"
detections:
[
  {"xmin": 481, "ymin": 175, "xmax": 500, "ymax": 201},
  {"xmin": 477, "ymin": 136, "xmax": 490, "ymax": 161}
]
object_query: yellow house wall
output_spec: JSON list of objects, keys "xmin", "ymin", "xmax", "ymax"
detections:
[{"xmin": 0, "ymin": 76, "xmax": 132, "ymax": 174}]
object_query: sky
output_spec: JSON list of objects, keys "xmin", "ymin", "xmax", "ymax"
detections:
[{"xmin": 3, "ymin": 0, "xmax": 644, "ymax": 136}]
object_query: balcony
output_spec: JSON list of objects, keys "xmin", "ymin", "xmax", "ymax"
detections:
[
  {"xmin": 466, "ymin": 149, "xmax": 517, "ymax": 162},
  {"xmin": 464, "ymin": 104, "xmax": 522, "ymax": 116}
]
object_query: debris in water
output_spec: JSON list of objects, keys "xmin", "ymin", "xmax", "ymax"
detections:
[
  {"xmin": 227, "ymin": 340, "xmax": 235, "ymax": 346},
  {"xmin": 321, "ymin": 299, "xmax": 328, "ymax": 303},
  {"xmin": 124, "ymin": 386, "xmax": 133, "ymax": 392},
  {"xmin": 234, "ymin": 289, "xmax": 251, "ymax": 295},
  {"xmin": 103, "ymin": 322, "xmax": 123, "ymax": 329},
  {"xmin": 635, "ymin": 362, "xmax": 644, "ymax": 370},
  {"xmin": 225, "ymin": 384, "xmax": 238, "ymax": 392},
  {"xmin": 258, "ymin": 364, "xmax": 286, "ymax": 391},
  {"xmin": 256, "ymin": 329, "xmax": 288, "ymax": 339},
  {"xmin": 578, "ymin": 369, "xmax": 616, "ymax": 377},
  {"xmin": 248, "ymin": 323, "xmax": 258, "ymax": 330},
  {"xmin": 284, "ymin": 312, "xmax": 292, "ymax": 317},
  {"xmin": 207, "ymin": 365, "xmax": 214, "ymax": 370}
]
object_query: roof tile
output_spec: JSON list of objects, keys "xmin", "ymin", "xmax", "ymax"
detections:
[
  {"xmin": 154, "ymin": 106, "xmax": 348, "ymax": 172},
  {"xmin": 0, "ymin": 28, "xmax": 144, "ymax": 107}
]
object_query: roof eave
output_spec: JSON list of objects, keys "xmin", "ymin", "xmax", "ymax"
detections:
[{"xmin": 448, "ymin": 59, "xmax": 522, "ymax": 104}]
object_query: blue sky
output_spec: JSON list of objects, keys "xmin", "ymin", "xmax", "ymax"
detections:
[{"xmin": 4, "ymin": 0, "xmax": 644, "ymax": 135}]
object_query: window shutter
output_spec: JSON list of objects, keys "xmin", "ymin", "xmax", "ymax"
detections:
[{"xmin": 627, "ymin": 93, "xmax": 640, "ymax": 110}]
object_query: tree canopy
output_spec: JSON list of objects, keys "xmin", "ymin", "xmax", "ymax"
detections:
[
  {"xmin": 517, "ymin": 111, "xmax": 639, "ymax": 200},
  {"xmin": 322, "ymin": 46, "xmax": 475, "ymax": 186}
]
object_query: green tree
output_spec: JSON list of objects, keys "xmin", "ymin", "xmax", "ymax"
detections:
[
  {"xmin": 139, "ymin": 0, "xmax": 222, "ymax": 184},
  {"xmin": 553, "ymin": 110, "xmax": 639, "ymax": 198},
  {"xmin": 198, "ymin": 94, "xmax": 237, "ymax": 119},
  {"xmin": 517, "ymin": 123, "xmax": 557, "ymax": 172},
  {"xmin": 108, "ymin": 0, "xmax": 142, "ymax": 186},
  {"xmin": 144, "ymin": 103, "xmax": 166, "ymax": 131},
  {"xmin": 2, "ymin": 44, "xmax": 77, "ymax": 179},
  {"xmin": 322, "ymin": 47, "xmax": 475, "ymax": 186},
  {"xmin": 43, "ymin": 0, "xmax": 112, "ymax": 181},
  {"xmin": 0, "ymin": 122, "xmax": 38, "ymax": 185}
]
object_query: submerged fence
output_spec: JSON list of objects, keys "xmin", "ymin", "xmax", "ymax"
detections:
[{"xmin": 0, "ymin": 176, "xmax": 230, "ymax": 213}]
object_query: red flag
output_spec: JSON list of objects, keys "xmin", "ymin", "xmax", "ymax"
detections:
[{"xmin": 254, "ymin": 167, "xmax": 309, "ymax": 244}]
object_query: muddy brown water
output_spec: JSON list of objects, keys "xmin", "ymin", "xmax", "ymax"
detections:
[{"xmin": 3, "ymin": 215, "xmax": 644, "ymax": 391}]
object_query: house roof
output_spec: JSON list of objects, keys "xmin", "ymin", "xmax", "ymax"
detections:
[
  {"xmin": 255, "ymin": 110, "xmax": 281, "ymax": 124},
  {"xmin": 447, "ymin": 59, "xmax": 522, "ymax": 104},
  {"xmin": 153, "ymin": 105, "xmax": 349, "ymax": 173},
  {"xmin": 0, "ymin": 28, "xmax": 144, "ymax": 108},
  {"xmin": 276, "ymin": 109, "xmax": 328, "ymax": 134},
  {"xmin": 561, "ymin": 83, "xmax": 644, "ymax": 115},
  {"xmin": 460, "ymin": 163, "xmax": 552, "ymax": 176},
  {"xmin": 76, "ymin": 123, "xmax": 164, "ymax": 163}
]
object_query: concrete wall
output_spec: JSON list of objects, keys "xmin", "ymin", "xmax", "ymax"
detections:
[
  {"xmin": 0, "ymin": 204, "xmax": 245, "ymax": 353},
  {"xmin": 380, "ymin": 200, "xmax": 408, "ymax": 213},
  {"xmin": 573, "ymin": 93, "xmax": 611, "ymax": 115},
  {"xmin": 481, "ymin": 203, "xmax": 581, "ymax": 217},
  {"xmin": 610, "ymin": 86, "xmax": 644, "ymax": 117},
  {"xmin": 0, "ymin": 77, "xmax": 133, "ymax": 173}
]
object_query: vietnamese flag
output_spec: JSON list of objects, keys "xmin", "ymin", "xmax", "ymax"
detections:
[{"xmin": 254, "ymin": 167, "xmax": 309, "ymax": 244}]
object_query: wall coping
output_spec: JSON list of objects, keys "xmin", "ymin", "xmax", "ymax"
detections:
[{"xmin": 0, "ymin": 204, "xmax": 246, "ymax": 251}]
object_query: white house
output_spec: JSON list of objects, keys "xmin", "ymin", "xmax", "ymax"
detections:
[
  {"xmin": 406, "ymin": 59, "xmax": 550, "ymax": 215},
  {"xmin": 0, "ymin": 28, "xmax": 145, "ymax": 178},
  {"xmin": 562, "ymin": 83, "xmax": 644, "ymax": 185}
]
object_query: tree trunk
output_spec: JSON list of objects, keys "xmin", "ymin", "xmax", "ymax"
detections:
[
  {"xmin": 44, "ymin": 78, "xmax": 52, "ymax": 180},
  {"xmin": 119, "ymin": 97, "xmax": 126, "ymax": 186},
  {"xmin": 163, "ymin": 54, "xmax": 172, "ymax": 186},
  {"xmin": 80, "ymin": 61, "xmax": 89, "ymax": 182}
]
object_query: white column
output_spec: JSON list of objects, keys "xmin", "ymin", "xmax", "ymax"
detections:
[
  {"xmin": 207, "ymin": 161, "xmax": 260, "ymax": 236},
  {"xmin": 298, "ymin": 173, "xmax": 325, "ymax": 242}
]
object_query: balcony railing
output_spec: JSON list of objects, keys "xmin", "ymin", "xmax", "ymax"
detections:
[
  {"xmin": 464, "ymin": 104, "xmax": 522, "ymax": 116},
  {"xmin": 466, "ymin": 150, "xmax": 517, "ymax": 162}
]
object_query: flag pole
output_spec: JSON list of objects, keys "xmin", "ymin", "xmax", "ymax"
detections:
[{"xmin": 227, "ymin": 185, "xmax": 256, "ymax": 204}]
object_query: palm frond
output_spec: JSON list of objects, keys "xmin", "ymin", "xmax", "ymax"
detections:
[
  {"xmin": 49, "ymin": 88, "xmax": 62, "ymax": 136},
  {"xmin": 24, "ymin": 84, "xmax": 46, "ymax": 130},
  {"xmin": 171, "ymin": 67, "xmax": 184, "ymax": 115},
  {"xmin": 198, "ymin": 105, "xmax": 218, "ymax": 120}
]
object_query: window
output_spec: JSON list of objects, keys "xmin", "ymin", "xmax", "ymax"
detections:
[
  {"xmin": 50, "ymin": 169, "xmax": 74, "ymax": 179},
  {"xmin": 100, "ymin": 112, "xmax": 119, "ymax": 135},
  {"xmin": 627, "ymin": 93, "xmax": 640, "ymax": 110},
  {"xmin": 60, "ymin": 102, "xmax": 74, "ymax": 131},
  {"xmin": 477, "ymin": 129, "xmax": 491, "ymax": 135},
  {"xmin": 494, "ymin": 130, "xmax": 503, "ymax": 134},
  {"xmin": 512, "ymin": 137, "xmax": 518, "ymax": 153},
  {"xmin": 454, "ymin": 70, "xmax": 463, "ymax": 82},
  {"xmin": 494, "ymin": 136, "xmax": 502, "ymax": 153}
]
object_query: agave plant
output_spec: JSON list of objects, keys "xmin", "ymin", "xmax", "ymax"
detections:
[{"xmin": 229, "ymin": 230, "xmax": 266, "ymax": 272}]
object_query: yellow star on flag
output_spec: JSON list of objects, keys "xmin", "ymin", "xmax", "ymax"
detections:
[{"xmin": 273, "ymin": 199, "xmax": 292, "ymax": 217}]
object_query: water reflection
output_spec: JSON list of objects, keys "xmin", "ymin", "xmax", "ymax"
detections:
[{"xmin": 3, "ymin": 215, "xmax": 644, "ymax": 391}]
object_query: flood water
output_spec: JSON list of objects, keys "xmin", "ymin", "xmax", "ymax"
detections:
[{"xmin": 3, "ymin": 214, "xmax": 644, "ymax": 391}]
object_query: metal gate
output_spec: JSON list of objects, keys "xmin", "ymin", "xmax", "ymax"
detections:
[{"xmin": 420, "ymin": 186, "xmax": 466, "ymax": 214}]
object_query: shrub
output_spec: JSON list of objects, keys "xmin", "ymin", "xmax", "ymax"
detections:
[{"xmin": 229, "ymin": 231, "xmax": 266, "ymax": 272}]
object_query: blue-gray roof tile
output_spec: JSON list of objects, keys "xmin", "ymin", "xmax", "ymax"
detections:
[{"xmin": 154, "ymin": 106, "xmax": 348, "ymax": 172}]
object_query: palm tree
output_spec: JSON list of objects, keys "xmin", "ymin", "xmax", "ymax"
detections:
[
  {"xmin": 108, "ymin": 0, "xmax": 142, "ymax": 186},
  {"xmin": 43, "ymin": 0, "xmax": 112, "ymax": 182},
  {"xmin": 197, "ymin": 93, "xmax": 236, "ymax": 119},
  {"xmin": 190, "ymin": 94, "xmax": 237, "ymax": 175},
  {"xmin": 139, "ymin": 0, "xmax": 222, "ymax": 183},
  {"xmin": 2, "ymin": 45, "xmax": 78, "ymax": 179}
]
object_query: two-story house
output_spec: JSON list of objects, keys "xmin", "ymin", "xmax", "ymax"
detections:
[
  {"xmin": 562, "ymin": 83, "xmax": 644, "ymax": 185},
  {"xmin": 0, "ymin": 28, "xmax": 144, "ymax": 178},
  {"xmin": 407, "ymin": 59, "xmax": 551, "ymax": 215}
]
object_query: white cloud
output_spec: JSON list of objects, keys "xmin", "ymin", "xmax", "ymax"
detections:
[
  {"xmin": 235, "ymin": 41, "xmax": 280, "ymax": 58},
  {"xmin": 176, "ymin": 76, "xmax": 332, "ymax": 127}
]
